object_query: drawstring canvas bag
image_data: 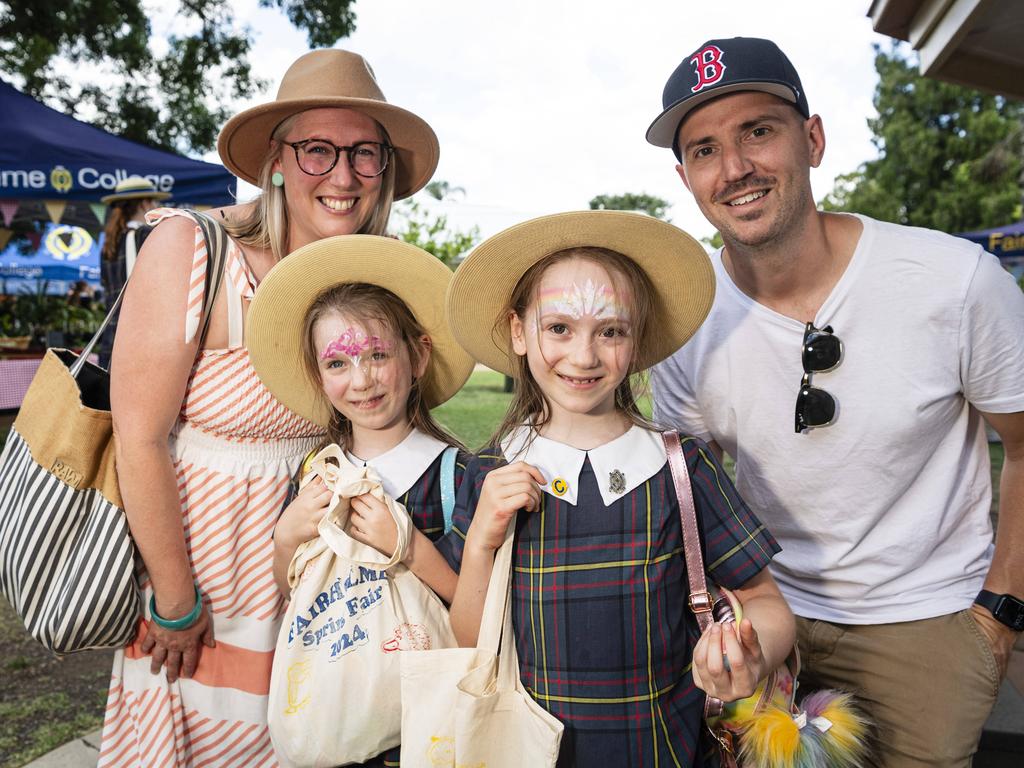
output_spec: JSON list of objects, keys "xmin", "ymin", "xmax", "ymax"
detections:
[{"xmin": 268, "ymin": 444, "xmax": 457, "ymax": 767}]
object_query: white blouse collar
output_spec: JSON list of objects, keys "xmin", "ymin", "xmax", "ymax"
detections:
[
  {"xmin": 347, "ymin": 428, "xmax": 448, "ymax": 498},
  {"xmin": 501, "ymin": 425, "xmax": 666, "ymax": 507}
]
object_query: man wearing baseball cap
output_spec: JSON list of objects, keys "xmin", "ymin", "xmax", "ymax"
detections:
[{"xmin": 647, "ymin": 37, "xmax": 1024, "ymax": 767}]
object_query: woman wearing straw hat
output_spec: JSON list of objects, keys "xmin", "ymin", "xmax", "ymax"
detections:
[
  {"xmin": 100, "ymin": 49, "xmax": 439, "ymax": 767},
  {"xmin": 97, "ymin": 176, "xmax": 170, "ymax": 368}
]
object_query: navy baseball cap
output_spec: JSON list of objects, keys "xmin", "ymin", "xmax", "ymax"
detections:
[{"xmin": 646, "ymin": 37, "xmax": 810, "ymax": 154}]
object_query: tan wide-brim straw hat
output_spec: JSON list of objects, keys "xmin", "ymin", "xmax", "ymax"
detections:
[
  {"xmin": 446, "ymin": 210, "xmax": 716, "ymax": 377},
  {"xmin": 246, "ymin": 235, "xmax": 474, "ymax": 427},
  {"xmin": 217, "ymin": 49, "xmax": 439, "ymax": 200},
  {"xmin": 99, "ymin": 176, "xmax": 172, "ymax": 205}
]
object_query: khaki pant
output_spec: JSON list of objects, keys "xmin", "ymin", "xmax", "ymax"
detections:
[{"xmin": 796, "ymin": 611, "xmax": 1001, "ymax": 767}]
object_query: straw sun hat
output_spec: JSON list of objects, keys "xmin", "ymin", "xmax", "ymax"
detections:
[
  {"xmin": 246, "ymin": 235, "xmax": 474, "ymax": 427},
  {"xmin": 99, "ymin": 176, "xmax": 171, "ymax": 205},
  {"xmin": 446, "ymin": 210, "xmax": 716, "ymax": 377},
  {"xmin": 218, "ymin": 49, "xmax": 439, "ymax": 200}
]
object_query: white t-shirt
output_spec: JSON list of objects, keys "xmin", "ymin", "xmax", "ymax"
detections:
[{"xmin": 652, "ymin": 214, "xmax": 1024, "ymax": 624}]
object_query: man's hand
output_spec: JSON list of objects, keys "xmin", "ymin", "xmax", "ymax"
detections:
[{"xmin": 969, "ymin": 603, "xmax": 1018, "ymax": 679}]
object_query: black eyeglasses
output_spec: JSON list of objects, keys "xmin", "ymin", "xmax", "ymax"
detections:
[
  {"xmin": 283, "ymin": 139, "xmax": 393, "ymax": 178},
  {"xmin": 794, "ymin": 322, "xmax": 843, "ymax": 433}
]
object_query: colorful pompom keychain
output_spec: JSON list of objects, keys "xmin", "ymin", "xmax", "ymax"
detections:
[{"xmin": 706, "ymin": 588, "xmax": 871, "ymax": 768}]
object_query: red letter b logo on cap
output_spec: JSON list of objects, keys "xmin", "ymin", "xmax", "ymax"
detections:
[{"xmin": 690, "ymin": 45, "xmax": 727, "ymax": 93}]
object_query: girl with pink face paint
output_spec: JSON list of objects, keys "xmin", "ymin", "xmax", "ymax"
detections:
[{"xmin": 244, "ymin": 234, "xmax": 475, "ymax": 768}]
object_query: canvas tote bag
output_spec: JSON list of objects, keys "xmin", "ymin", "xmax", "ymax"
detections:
[
  {"xmin": 399, "ymin": 516, "xmax": 564, "ymax": 768},
  {"xmin": 268, "ymin": 444, "xmax": 458, "ymax": 767},
  {"xmin": 0, "ymin": 211, "xmax": 228, "ymax": 654}
]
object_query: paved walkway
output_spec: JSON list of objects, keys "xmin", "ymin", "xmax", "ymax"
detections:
[{"xmin": 24, "ymin": 639, "xmax": 1024, "ymax": 767}]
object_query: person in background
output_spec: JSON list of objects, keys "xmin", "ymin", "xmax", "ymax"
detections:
[
  {"xmin": 66, "ymin": 279, "xmax": 97, "ymax": 309},
  {"xmin": 646, "ymin": 36, "xmax": 1024, "ymax": 767},
  {"xmin": 97, "ymin": 176, "xmax": 169, "ymax": 368}
]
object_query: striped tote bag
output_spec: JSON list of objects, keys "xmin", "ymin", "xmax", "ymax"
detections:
[{"xmin": 0, "ymin": 210, "xmax": 228, "ymax": 655}]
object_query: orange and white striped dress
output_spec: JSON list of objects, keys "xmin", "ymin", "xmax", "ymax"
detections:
[{"xmin": 99, "ymin": 210, "xmax": 324, "ymax": 767}]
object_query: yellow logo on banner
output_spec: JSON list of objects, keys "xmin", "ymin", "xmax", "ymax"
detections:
[
  {"xmin": 50, "ymin": 165, "xmax": 73, "ymax": 194},
  {"xmin": 45, "ymin": 226, "xmax": 93, "ymax": 261}
]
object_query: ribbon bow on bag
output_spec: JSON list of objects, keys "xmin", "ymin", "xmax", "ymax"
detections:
[{"xmin": 269, "ymin": 443, "xmax": 457, "ymax": 768}]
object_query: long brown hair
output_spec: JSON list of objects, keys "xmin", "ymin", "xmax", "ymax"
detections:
[
  {"xmin": 222, "ymin": 113, "xmax": 396, "ymax": 261},
  {"xmin": 490, "ymin": 247, "xmax": 658, "ymax": 449},
  {"xmin": 300, "ymin": 283, "xmax": 464, "ymax": 453},
  {"xmin": 101, "ymin": 200, "xmax": 146, "ymax": 262}
]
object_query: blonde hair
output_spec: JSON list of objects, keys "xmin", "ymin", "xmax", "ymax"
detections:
[
  {"xmin": 222, "ymin": 112, "xmax": 397, "ymax": 261},
  {"xmin": 300, "ymin": 283, "xmax": 464, "ymax": 453},
  {"xmin": 490, "ymin": 247, "xmax": 658, "ymax": 448}
]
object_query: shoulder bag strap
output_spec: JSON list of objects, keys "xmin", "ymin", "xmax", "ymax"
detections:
[
  {"xmin": 440, "ymin": 446, "xmax": 458, "ymax": 534},
  {"xmin": 190, "ymin": 210, "xmax": 231, "ymax": 349},
  {"xmin": 70, "ymin": 209, "xmax": 230, "ymax": 378},
  {"xmin": 662, "ymin": 430, "xmax": 715, "ymax": 634},
  {"xmin": 664, "ymin": 430, "xmax": 732, "ymax": 720},
  {"xmin": 125, "ymin": 228, "xmax": 139, "ymax": 277},
  {"xmin": 476, "ymin": 514, "xmax": 516, "ymax": 654}
]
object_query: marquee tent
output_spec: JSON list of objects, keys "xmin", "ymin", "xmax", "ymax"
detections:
[
  {"xmin": 0, "ymin": 223, "xmax": 101, "ymax": 293},
  {"xmin": 957, "ymin": 220, "xmax": 1024, "ymax": 260},
  {"xmin": 0, "ymin": 78, "xmax": 235, "ymax": 205}
]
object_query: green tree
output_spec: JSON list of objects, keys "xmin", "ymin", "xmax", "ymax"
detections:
[
  {"xmin": 701, "ymin": 231, "xmax": 723, "ymax": 251},
  {"xmin": 396, "ymin": 181, "xmax": 480, "ymax": 267},
  {"xmin": 0, "ymin": 0, "xmax": 357, "ymax": 154},
  {"xmin": 822, "ymin": 44, "xmax": 1023, "ymax": 233},
  {"xmin": 589, "ymin": 192, "xmax": 672, "ymax": 221}
]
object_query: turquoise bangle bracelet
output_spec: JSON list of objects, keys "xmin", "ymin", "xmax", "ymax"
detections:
[{"xmin": 149, "ymin": 584, "xmax": 203, "ymax": 631}]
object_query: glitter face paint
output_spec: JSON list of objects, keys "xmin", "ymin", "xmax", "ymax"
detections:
[
  {"xmin": 536, "ymin": 279, "xmax": 629, "ymax": 322},
  {"xmin": 319, "ymin": 327, "xmax": 393, "ymax": 368},
  {"xmin": 511, "ymin": 258, "xmax": 636, "ymax": 428}
]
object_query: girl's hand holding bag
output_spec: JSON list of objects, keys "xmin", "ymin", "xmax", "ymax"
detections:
[
  {"xmin": 399, "ymin": 515, "xmax": 564, "ymax": 768},
  {"xmin": 267, "ymin": 444, "xmax": 457, "ymax": 768},
  {"xmin": 663, "ymin": 431, "xmax": 870, "ymax": 768}
]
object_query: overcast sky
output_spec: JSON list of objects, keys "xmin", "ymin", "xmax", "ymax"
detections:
[{"xmin": 215, "ymin": 0, "xmax": 894, "ymax": 244}]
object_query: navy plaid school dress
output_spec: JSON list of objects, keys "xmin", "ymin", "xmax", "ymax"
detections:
[{"xmin": 438, "ymin": 427, "xmax": 780, "ymax": 768}]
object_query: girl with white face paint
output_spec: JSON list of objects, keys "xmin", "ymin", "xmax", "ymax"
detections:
[{"xmin": 437, "ymin": 211, "xmax": 798, "ymax": 768}]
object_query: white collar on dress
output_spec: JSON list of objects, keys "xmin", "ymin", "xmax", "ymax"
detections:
[
  {"xmin": 501, "ymin": 425, "xmax": 667, "ymax": 507},
  {"xmin": 347, "ymin": 428, "xmax": 448, "ymax": 498}
]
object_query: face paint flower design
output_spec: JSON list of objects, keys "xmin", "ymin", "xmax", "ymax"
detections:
[{"xmin": 319, "ymin": 327, "xmax": 392, "ymax": 361}]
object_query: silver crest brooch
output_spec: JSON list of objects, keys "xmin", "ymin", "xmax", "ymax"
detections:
[{"xmin": 609, "ymin": 469, "xmax": 626, "ymax": 494}]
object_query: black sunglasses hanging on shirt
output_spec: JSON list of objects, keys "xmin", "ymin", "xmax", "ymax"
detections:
[{"xmin": 795, "ymin": 322, "xmax": 843, "ymax": 433}]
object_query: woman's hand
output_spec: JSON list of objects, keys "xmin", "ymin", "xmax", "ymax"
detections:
[
  {"xmin": 465, "ymin": 462, "xmax": 546, "ymax": 553},
  {"xmin": 691, "ymin": 618, "xmax": 767, "ymax": 702},
  {"xmin": 274, "ymin": 477, "xmax": 332, "ymax": 553},
  {"xmin": 140, "ymin": 599, "xmax": 216, "ymax": 683},
  {"xmin": 349, "ymin": 493, "xmax": 399, "ymax": 556}
]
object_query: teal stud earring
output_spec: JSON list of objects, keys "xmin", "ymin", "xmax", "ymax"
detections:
[{"xmin": 271, "ymin": 171, "xmax": 285, "ymax": 187}]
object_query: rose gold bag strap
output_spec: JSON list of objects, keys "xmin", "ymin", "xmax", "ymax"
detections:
[
  {"xmin": 662, "ymin": 431, "xmax": 714, "ymax": 634},
  {"xmin": 664, "ymin": 431, "xmax": 729, "ymax": 720}
]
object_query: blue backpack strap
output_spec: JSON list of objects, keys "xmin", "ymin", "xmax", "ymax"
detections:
[{"xmin": 440, "ymin": 446, "xmax": 459, "ymax": 534}]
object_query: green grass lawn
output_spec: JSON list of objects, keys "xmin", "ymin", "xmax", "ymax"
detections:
[{"xmin": 432, "ymin": 368, "xmax": 513, "ymax": 450}]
